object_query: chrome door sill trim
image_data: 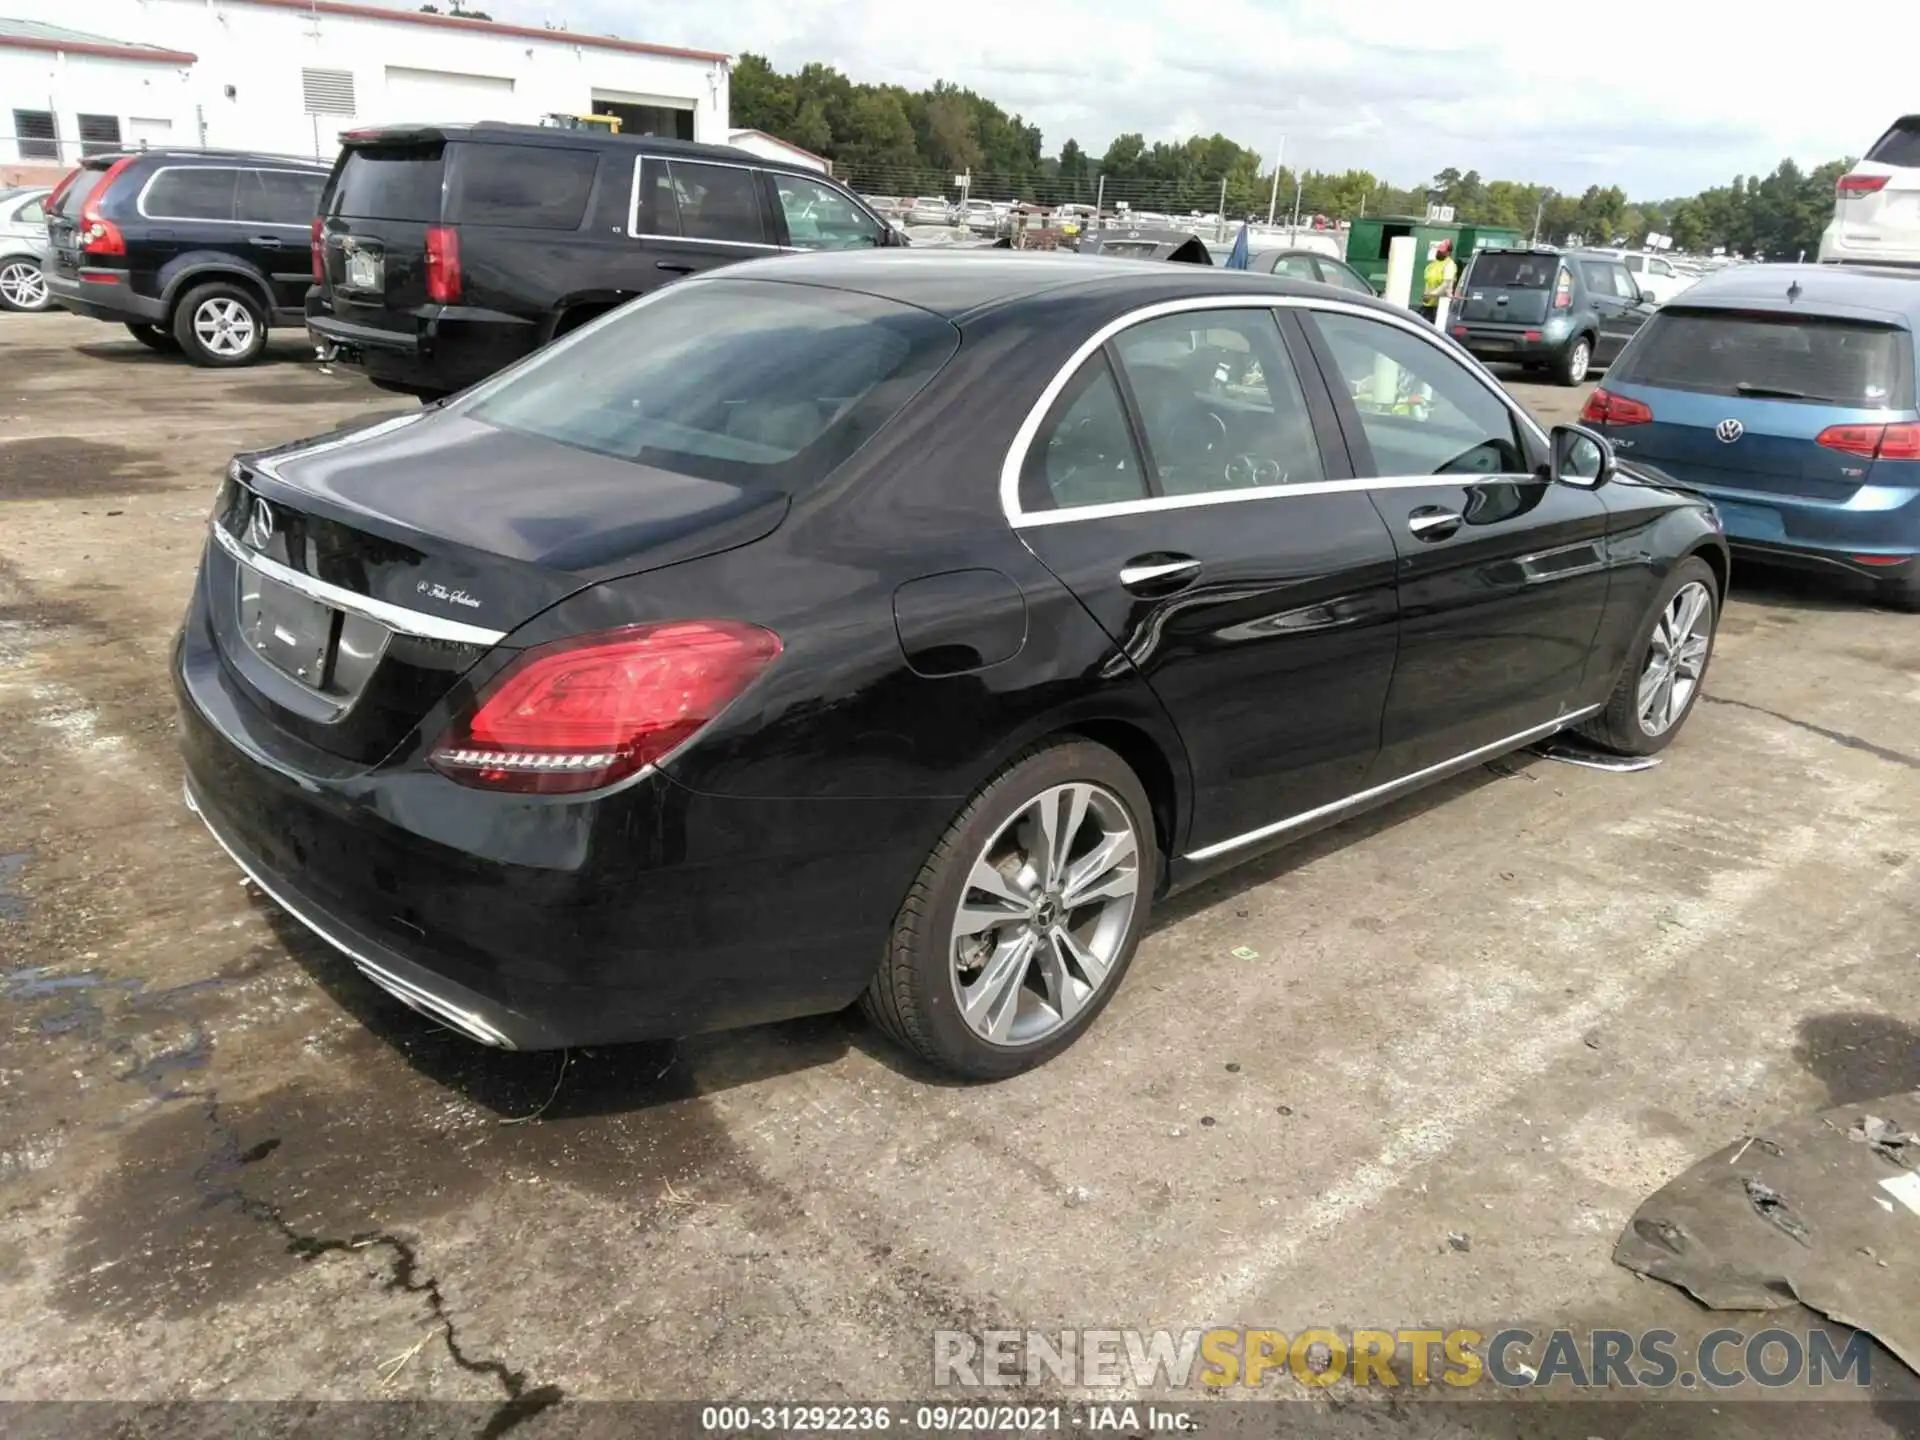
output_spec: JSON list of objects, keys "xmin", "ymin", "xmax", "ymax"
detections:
[
  {"xmin": 210, "ymin": 523, "xmax": 507, "ymax": 647},
  {"xmin": 1183, "ymin": 706, "xmax": 1603, "ymax": 863},
  {"xmin": 183, "ymin": 782, "xmax": 515, "ymax": 1048}
]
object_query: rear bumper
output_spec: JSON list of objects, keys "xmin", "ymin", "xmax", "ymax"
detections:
[
  {"xmin": 307, "ymin": 293, "xmax": 539, "ymax": 393},
  {"xmin": 45, "ymin": 269, "xmax": 167, "ymax": 325},
  {"xmin": 1450, "ymin": 324, "xmax": 1568, "ymax": 363},
  {"xmin": 171, "ymin": 559, "xmax": 945, "ymax": 1048},
  {"xmin": 1663, "ymin": 484, "xmax": 1920, "ymax": 574},
  {"xmin": 1817, "ymin": 222, "xmax": 1920, "ymax": 268}
]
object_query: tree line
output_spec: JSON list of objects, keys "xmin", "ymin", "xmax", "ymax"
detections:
[{"xmin": 732, "ymin": 53, "xmax": 1849, "ymax": 259}]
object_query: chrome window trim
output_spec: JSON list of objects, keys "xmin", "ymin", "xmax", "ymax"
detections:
[
  {"xmin": 625, "ymin": 154, "xmax": 779, "ymax": 250},
  {"xmin": 209, "ymin": 523, "xmax": 507, "ymax": 646},
  {"xmin": 135, "ymin": 164, "xmax": 328, "ymax": 228},
  {"xmin": 999, "ymin": 294, "xmax": 1550, "ymax": 529},
  {"xmin": 1184, "ymin": 705, "xmax": 1602, "ymax": 863}
]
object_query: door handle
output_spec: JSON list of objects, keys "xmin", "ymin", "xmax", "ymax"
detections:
[
  {"xmin": 1119, "ymin": 555, "xmax": 1201, "ymax": 593},
  {"xmin": 656, "ymin": 261, "xmax": 697, "ymax": 274},
  {"xmin": 1408, "ymin": 507, "xmax": 1463, "ymax": 541},
  {"xmin": 253, "ymin": 236, "xmax": 283, "ymax": 249}
]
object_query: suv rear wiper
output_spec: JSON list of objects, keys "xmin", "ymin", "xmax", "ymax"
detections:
[{"xmin": 1733, "ymin": 383, "xmax": 1811, "ymax": 399}]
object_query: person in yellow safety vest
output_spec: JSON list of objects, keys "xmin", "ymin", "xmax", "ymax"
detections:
[{"xmin": 1420, "ymin": 239, "xmax": 1457, "ymax": 324}]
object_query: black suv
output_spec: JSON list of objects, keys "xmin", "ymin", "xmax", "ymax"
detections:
[
  {"xmin": 44, "ymin": 149, "xmax": 330, "ymax": 367},
  {"xmin": 1448, "ymin": 246, "xmax": 1657, "ymax": 386},
  {"xmin": 306, "ymin": 124, "xmax": 906, "ymax": 399}
]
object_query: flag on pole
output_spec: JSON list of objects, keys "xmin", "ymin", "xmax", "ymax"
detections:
[{"xmin": 1224, "ymin": 222, "xmax": 1250, "ymax": 271}]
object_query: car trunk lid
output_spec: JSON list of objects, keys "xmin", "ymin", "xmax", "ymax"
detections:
[
  {"xmin": 1599, "ymin": 305, "xmax": 1916, "ymax": 506},
  {"xmin": 1458, "ymin": 250, "xmax": 1562, "ymax": 325},
  {"xmin": 317, "ymin": 134, "xmax": 448, "ymax": 333},
  {"xmin": 208, "ymin": 408, "xmax": 789, "ymax": 765}
]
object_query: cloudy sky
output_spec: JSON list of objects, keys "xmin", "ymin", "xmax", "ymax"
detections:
[{"xmin": 477, "ymin": 0, "xmax": 1912, "ymax": 198}]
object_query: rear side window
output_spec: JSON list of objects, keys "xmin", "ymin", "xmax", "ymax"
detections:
[
  {"xmin": 237, "ymin": 169, "xmax": 325, "ymax": 227},
  {"xmin": 448, "ymin": 144, "xmax": 597, "ymax": 230},
  {"xmin": 328, "ymin": 144, "xmax": 445, "ymax": 221},
  {"xmin": 143, "ymin": 167, "xmax": 239, "ymax": 221},
  {"xmin": 1614, "ymin": 310, "xmax": 1915, "ymax": 408},
  {"xmin": 1866, "ymin": 117, "xmax": 1920, "ymax": 168},
  {"xmin": 1021, "ymin": 355, "xmax": 1146, "ymax": 512},
  {"xmin": 461, "ymin": 279, "xmax": 957, "ymax": 490},
  {"xmin": 1466, "ymin": 253, "xmax": 1557, "ymax": 288},
  {"xmin": 669, "ymin": 161, "xmax": 767, "ymax": 244}
]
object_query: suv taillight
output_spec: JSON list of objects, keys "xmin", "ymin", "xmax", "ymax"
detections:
[
  {"xmin": 429, "ymin": 620, "xmax": 782, "ymax": 795},
  {"xmin": 311, "ymin": 216, "xmax": 324, "ymax": 282},
  {"xmin": 79, "ymin": 156, "xmax": 136, "ymax": 258},
  {"xmin": 1836, "ymin": 174, "xmax": 1890, "ymax": 198},
  {"xmin": 1818, "ymin": 422, "xmax": 1920, "ymax": 460},
  {"xmin": 1579, "ymin": 387, "xmax": 1653, "ymax": 426},
  {"xmin": 424, "ymin": 225, "xmax": 462, "ymax": 303}
]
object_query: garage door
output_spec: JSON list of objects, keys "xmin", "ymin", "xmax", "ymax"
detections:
[{"xmin": 384, "ymin": 66, "xmax": 516, "ymax": 125}]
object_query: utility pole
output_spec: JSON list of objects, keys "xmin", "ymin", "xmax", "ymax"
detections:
[
  {"xmin": 1094, "ymin": 173, "xmax": 1105, "ymax": 224},
  {"xmin": 1291, "ymin": 172, "xmax": 1303, "ymax": 230},
  {"xmin": 1217, "ymin": 177, "xmax": 1227, "ymax": 241},
  {"xmin": 1531, "ymin": 191, "xmax": 1552, "ymax": 246},
  {"xmin": 1266, "ymin": 136, "xmax": 1285, "ymax": 227}
]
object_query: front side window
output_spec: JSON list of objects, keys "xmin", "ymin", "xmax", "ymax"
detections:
[
  {"xmin": 774, "ymin": 174, "xmax": 882, "ymax": 250},
  {"xmin": 1112, "ymin": 309, "xmax": 1326, "ymax": 495},
  {"xmin": 143, "ymin": 167, "xmax": 239, "ymax": 221},
  {"xmin": 460, "ymin": 278, "xmax": 956, "ymax": 491},
  {"xmin": 1310, "ymin": 311, "xmax": 1528, "ymax": 477},
  {"xmin": 1020, "ymin": 355, "xmax": 1147, "ymax": 513},
  {"xmin": 669, "ymin": 161, "xmax": 767, "ymax": 244},
  {"xmin": 631, "ymin": 158, "xmax": 680, "ymax": 236}
]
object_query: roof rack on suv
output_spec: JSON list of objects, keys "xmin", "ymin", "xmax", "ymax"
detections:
[
  {"xmin": 76, "ymin": 146, "xmax": 331, "ymax": 167},
  {"xmin": 338, "ymin": 123, "xmax": 759, "ymax": 164}
]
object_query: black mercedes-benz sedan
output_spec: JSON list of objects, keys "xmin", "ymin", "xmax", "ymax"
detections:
[{"xmin": 174, "ymin": 253, "xmax": 1728, "ymax": 1078}]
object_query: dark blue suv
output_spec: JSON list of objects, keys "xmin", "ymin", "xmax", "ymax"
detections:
[{"xmin": 1581, "ymin": 264, "xmax": 1920, "ymax": 610}]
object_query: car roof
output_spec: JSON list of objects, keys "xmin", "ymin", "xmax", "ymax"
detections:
[
  {"xmin": 341, "ymin": 122, "xmax": 823, "ymax": 174},
  {"xmin": 82, "ymin": 148, "xmax": 329, "ymax": 170},
  {"xmin": 1667, "ymin": 263, "xmax": 1920, "ymax": 325},
  {"xmin": 692, "ymin": 250, "xmax": 1401, "ymax": 322}
]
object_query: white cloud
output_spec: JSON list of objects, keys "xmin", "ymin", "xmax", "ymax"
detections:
[{"xmin": 480, "ymin": 0, "xmax": 1917, "ymax": 196}]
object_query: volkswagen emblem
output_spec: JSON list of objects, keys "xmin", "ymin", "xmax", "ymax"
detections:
[
  {"xmin": 1715, "ymin": 418, "xmax": 1744, "ymax": 444},
  {"xmin": 244, "ymin": 497, "xmax": 275, "ymax": 549}
]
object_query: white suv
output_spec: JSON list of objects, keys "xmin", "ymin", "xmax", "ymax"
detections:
[{"xmin": 1819, "ymin": 115, "xmax": 1920, "ymax": 267}]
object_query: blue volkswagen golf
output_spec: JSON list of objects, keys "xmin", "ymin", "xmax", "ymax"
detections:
[{"xmin": 1580, "ymin": 264, "xmax": 1920, "ymax": 611}]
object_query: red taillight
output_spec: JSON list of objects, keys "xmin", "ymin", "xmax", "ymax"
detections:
[
  {"xmin": 424, "ymin": 225, "xmax": 462, "ymax": 303},
  {"xmin": 1817, "ymin": 421, "xmax": 1920, "ymax": 459},
  {"xmin": 1851, "ymin": 554, "xmax": 1911, "ymax": 567},
  {"xmin": 79, "ymin": 156, "xmax": 136, "ymax": 257},
  {"xmin": 1836, "ymin": 174, "xmax": 1890, "ymax": 197},
  {"xmin": 1552, "ymin": 269, "xmax": 1572, "ymax": 310},
  {"xmin": 1579, "ymin": 387, "xmax": 1653, "ymax": 426},
  {"xmin": 1449, "ymin": 325, "xmax": 1467, "ymax": 337},
  {"xmin": 311, "ymin": 216, "xmax": 324, "ymax": 282},
  {"xmin": 430, "ymin": 620, "xmax": 782, "ymax": 795},
  {"xmin": 1522, "ymin": 329, "xmax": 1542, "ymax": 341}
]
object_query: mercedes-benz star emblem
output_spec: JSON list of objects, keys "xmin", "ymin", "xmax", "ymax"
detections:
[
  {"xmin": 245, "ymin": 497, "xmax": 275, "ymax": 549},
  {"xmin": 1715, "ymin": 419, "xmax": 1744, "ymax": 444}
]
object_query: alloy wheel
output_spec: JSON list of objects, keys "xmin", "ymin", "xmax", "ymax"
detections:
[
  {"xmin": 0, "ymin": 260, "xmax": 47, "ymax": 311},
  {"xmin": 193, "ymin": 297, "xmax": 257, "ymax": 357},
  {"xmin": 1566, "ymin": 340, "xmax": 1590, "ymax": 384},
  {"xmin": 949, "ymin": 781, "xmax": 1141, "ymax": 1046},
  {"xmin": 1637, "ymin": 580, "xmax": 1712, "ymax": 736}
]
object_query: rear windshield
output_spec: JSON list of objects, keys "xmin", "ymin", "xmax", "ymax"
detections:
[
  {"xmin": 1613, "ymin": 309, "xmax": 1914, "ymax": 408},
  {"xmin": 54, "ymin": 167, "xmax": 110, "ymax": 220},
  {"xmin": 328, "ymin": 144, "xmax": 445, "ymax": 221},
  {"xmin": 446, "ymin": 143, "xmax": 598, "ymax": 230},
  {"xmin": 460, "ymin": 279, "xmax": 959, "ymax": 490},
  {"xmin": 1866, "ymin": 117, "xmax": 1920, "ymax": 168},
  {"xmin": 1465, "ymin": 253, "xmax": 1559, "ymax": 288}
]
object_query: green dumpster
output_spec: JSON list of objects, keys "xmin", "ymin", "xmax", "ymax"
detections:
[{"xmin": 1344, "ymin": 217, "xmax": 1523, "ymax": 297}]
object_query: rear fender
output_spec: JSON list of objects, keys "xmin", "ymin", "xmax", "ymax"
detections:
[{"xmin": 159, "ymin": 256, "xmax": 274, "ymax": 316}]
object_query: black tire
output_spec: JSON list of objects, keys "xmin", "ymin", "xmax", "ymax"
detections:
[
  {"xmin": 1578, "ymin": 557, "xmax": 1720, "ymax": 756},
  {"xmin": 1876, "ymin": 574, "xmax": 1920, "ymax": 613},
  {"xmin": 860, "ymin": 738, "xmax": 1158, "ymax": 1080},
  {"xmin": 124, "ymin": 322, "xmax": 180, "ymax": 353},
  {"xmin": 1553, "ymin": 334, "xmax": 1594, "ymax": 387},
  {"xmin": 171, "ymin": 281, "xmax": 269, "ymax": 368}
]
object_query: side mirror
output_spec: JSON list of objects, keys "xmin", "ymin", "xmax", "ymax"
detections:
[
  {"xmin": 1637, "ymin": 286, "xmax": 1657, "ymax": 304},
  {"xmin": 1549, "ymin": 423, "xmax": 1615, "ymax": 489}
]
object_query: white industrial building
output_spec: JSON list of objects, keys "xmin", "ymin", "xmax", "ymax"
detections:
[{"xmin": 1, "ymin": 0, "xmax": 731, "ymax": 185}]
